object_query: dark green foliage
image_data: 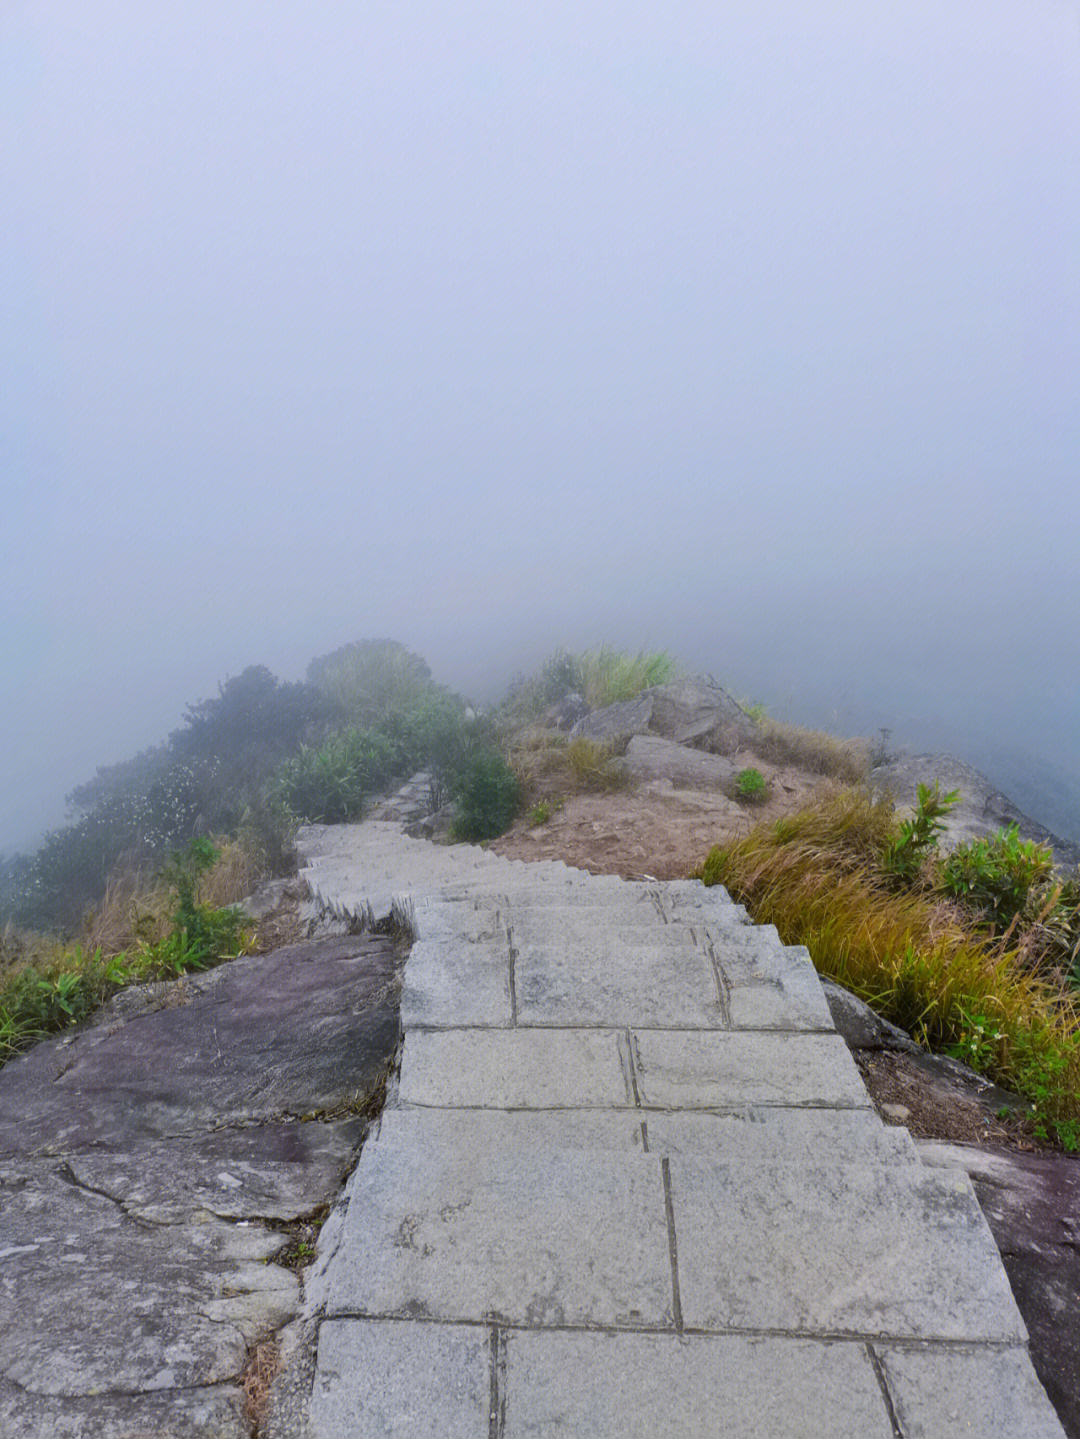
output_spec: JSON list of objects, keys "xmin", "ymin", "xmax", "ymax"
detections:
[
  {"xmin": 170, "ymin": 666, "xmax": 330, "ymax": 831},
  {"xmin": 159, "ymin": 837, "xmax": 246, "ymax": 964},
  {"xmin": 539, "ymin": 648, "xmax": 585, "ymax": 703},
  {"xmin": 940, "ymin": 825, "xmax": 1056, "ymax": 932},
  {"xmin": 881, "ymin": 781, "xmax": 960, "ymax": 883},
  {"xmin": 273, "ymin": 728, "xmax": 393, "ymax": 824},
  {"xmin": 452, "ymin": 751, "xmax": 522, "ymax": 842}
]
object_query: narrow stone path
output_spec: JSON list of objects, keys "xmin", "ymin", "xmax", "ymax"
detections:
[{"xmin": 292, "ymin": 823, "xmax": 1064, "ymax": 1437}]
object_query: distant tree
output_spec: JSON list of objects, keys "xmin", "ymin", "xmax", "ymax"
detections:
[
  {"xmin": 169, "ymin": 666, "xmax": 330, "ymax": 830},
  {"xmin": 306, "ymin": 639, "xmax": 433, "ymax": 728}
]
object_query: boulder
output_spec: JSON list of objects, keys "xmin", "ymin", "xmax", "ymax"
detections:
[
  {"xmin": 871, "ymin": 752, "xmax": 1080, "ymax": 870},
  {"xmin": 620, "ymin": 734, "xmax": 740, "ymax": 790},
  {"xmin": 542, "ymin": 691, "xmax": 588, "ymax": 731},
  {"xmin": 570, "ymin": 676, "xmax": 754, "ymax": 752},
  {"xmin": 645, "ymin": 677, "xmax": 755, "ymax": 747},
  {"xmin": 820, "ymin": 977, "xmax": 921, "ymax": 1054},
  {"xmin": 570, "ymin": 692, "xmax": 655, "ymax": 748}
]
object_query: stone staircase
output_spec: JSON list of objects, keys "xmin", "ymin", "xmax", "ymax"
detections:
[{"xmin": 293, "ymin": 823, "xmax": 1064, "ymax": 1437}]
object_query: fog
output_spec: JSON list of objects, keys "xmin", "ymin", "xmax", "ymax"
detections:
[{"xmin": 3, "ymin": 0, "xmax": 1079, "ymax": 853}]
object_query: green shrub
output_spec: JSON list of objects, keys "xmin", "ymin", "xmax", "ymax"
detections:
[
  {"xmin": 452, "ymin": 751, "xmax": 522, "ymax": 842},
  {"xmin": 735, "ymin": 768, "xmax": 768, "ymax": 803},
  {"xmin": 273, "ymin": 727, "xmax": 394, "ymax": 823},
  {"xmin": 940, "ymin": 825, "xmax": 1056, "ymax": 932},
  {"xmin": 529, "ymin": 802, "xmax": 552, "ymax": 826}
]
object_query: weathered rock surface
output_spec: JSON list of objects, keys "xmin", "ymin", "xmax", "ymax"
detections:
[
  {"xmin": 0, "ymin": 934, "xmax": 402, "ymax": 1438},
  {"xmin": 0, "ymin": 935, "xmax": 398, "ymax": 1156},
  {"xmin": 570, "ymin": 675, "xmax": 754, "ymax": 751},
  {"xmin": 542, "ymin": 690, "xmax": 588, "ymax": 730},
  {"xmin": 619, "ymin": 733, "xmax": 741, "ymax": 789},
  {"xmin": 872, "ymin": 751, "xmax": 1080, "ymax": 869},
  {"xmin": 918, "ymin": 1142, "xmax": 1080, "ymax": 1438},
  {"xmin": 821, "ymin": 976, "xmax": 921, "ymax": 1054}
]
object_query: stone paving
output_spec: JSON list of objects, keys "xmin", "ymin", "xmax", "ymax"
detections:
[{"xmin": 294, "ymin": 823, "xmax": 1065, "ymax": 1437}]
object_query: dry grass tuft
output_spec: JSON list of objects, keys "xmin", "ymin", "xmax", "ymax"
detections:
[
  {"xmin": 242, "ymin": 1338, "xmax": 282, "ymax": 1427},
  {"xmin": 196, "ymin": 836, "xmax": 264, "ymax": 910},
  {"xmin": 0, "ymin": 923, "xmax": 67, "ymax": 986},
  {"xmin": 508, "ymin": 728, "xmax": 629, "ymax": 802},
  {"xmin": 81, "ymin": 851, "xmax": 170, "ymax": 956},
  {"xmin": 750, "ymin": 719, "xmax": 871, "ymax": 783}
]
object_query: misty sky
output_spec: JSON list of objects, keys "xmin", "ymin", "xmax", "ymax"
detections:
[{"xmin": 3, "ymin": 1, "xmax": 1079, "ymax": 851}]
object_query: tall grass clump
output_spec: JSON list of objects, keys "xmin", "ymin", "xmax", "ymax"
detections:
[
  {"xmin": 696, "ymin": 785, "xmax": 1080, "ymax": 1148},
  {"xmin": 507, "ymin": 729, "xmax": 630, "ymax": 804},
  {"xmin": 576, "ymin": 647, "xmax": 677, "ymax": 709}
]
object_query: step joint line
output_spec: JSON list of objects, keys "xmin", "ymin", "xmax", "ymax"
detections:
[
  {"xmin": 703, "ymin": 932, "xmax": 732, "ymax": 1026},
  {"xmin": 488, "ymin": 1324, "xmax": 507, "ymax": 1439},
  {"xmin": 322, "ymin": 1308, "xmax": 1033, "ymax": 1349},
  {"xmin": 616, "ymin": 1031, "xmax": 640, "ymax": 1108},
  {"xmin": 661, "ymin": 1156, "xmax": 684, "ymax": 1334},
  {"xmin": 867, "ymin": 1343, "xmax": 905, "ymax": 1439},
  {"xmin": 505, "ymin": 925, "xmax": 518, "ymax": 1027}
]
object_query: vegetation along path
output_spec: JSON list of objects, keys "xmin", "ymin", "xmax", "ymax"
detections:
[{"xmin": 265, "ymin": 822, "xmax": 1064, "ymax": 1437}]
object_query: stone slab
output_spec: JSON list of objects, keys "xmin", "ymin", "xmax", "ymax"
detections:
[
  {"xmin": 398, "ymin": 1027, "xmax": 632, "ymax": 1109},
  {"xmin": 632, "ymin": 1030, "xmax": 871, "ymax": 1109},
  {"xmin": 669, "ymin": 1159, "xmax": 1026, "ymax": 1341},
  {"xmin": 513, "ymin": 930, "xmax": 725, "ymax": 1028},
  {"xmin": 310, "ymin": 1319, "xmax": 489, "ymax": 1439},
  {"xmin": 502, "ymin": 1331, "xmax": 895, "ymax": 1438},
  {"xmin": 643, "ymin": 1107, "xmax": 917, "ymax": 1165},
  {"xmin": 325, "ymin": 1145, "xmax": 675, "ymax": 1328},
  {"xmin": 711, "ymin": 933, "xmax": 836, "ymax": 1030},
  {"xmin": 375, "ymin": 1106, "xmax": 646, "ymax": 1153},
  {"xmin": 401, "ymin": 937, "xmax": 512, "ymax": 1027},
  {"xmin": 875, "ymin": 1343, "xmax": 1066, "ymax": 1438}
]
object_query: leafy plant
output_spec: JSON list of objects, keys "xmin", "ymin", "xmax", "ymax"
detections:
[
  {"xmin": 735, "ymin": 768, "xmax": 768, "ymax": 803},
  {"xmin": 529, "ymin": 802, "xmax": 552, "ymax": 826},
  {"xmin": 939, "ymin": 825, "xmax": 1056, "ymax": 932},
  {"xmin": 881, "ymin": 781, "xmax": 959, "ymax": 884},
  {"xmin": 452, "ymin": 751, "xmax": 522, "ymax": 842}
]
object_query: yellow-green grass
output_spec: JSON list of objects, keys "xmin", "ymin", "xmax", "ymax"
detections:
[
  {"xmin": 697, "ymin": 785, "xmax": 1080, "ymax": 1148},
  {"xmin": 575, "ymin": 647, "xmax": 678, "ymax": 709}
]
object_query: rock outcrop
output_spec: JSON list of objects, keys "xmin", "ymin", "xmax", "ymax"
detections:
[
  {"xmin": 571, "ymin": 676, "xmax": 754, "ymax": 750},
  {"xmin": 872, "ymin": 752, "xmax": 1080, "ymax": 869},
  {"xmin": 0, "ymin": 932, "xmax": 403, "ymax": 1438}
]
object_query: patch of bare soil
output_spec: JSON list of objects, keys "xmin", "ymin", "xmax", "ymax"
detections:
[
  {"xmin": 854, "ymin": 1049, "xmax": 1043, "ymax": 1151},
  {"xmin": 489, "ymin": 761, "xmax": 823, "ymax": 879}
]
